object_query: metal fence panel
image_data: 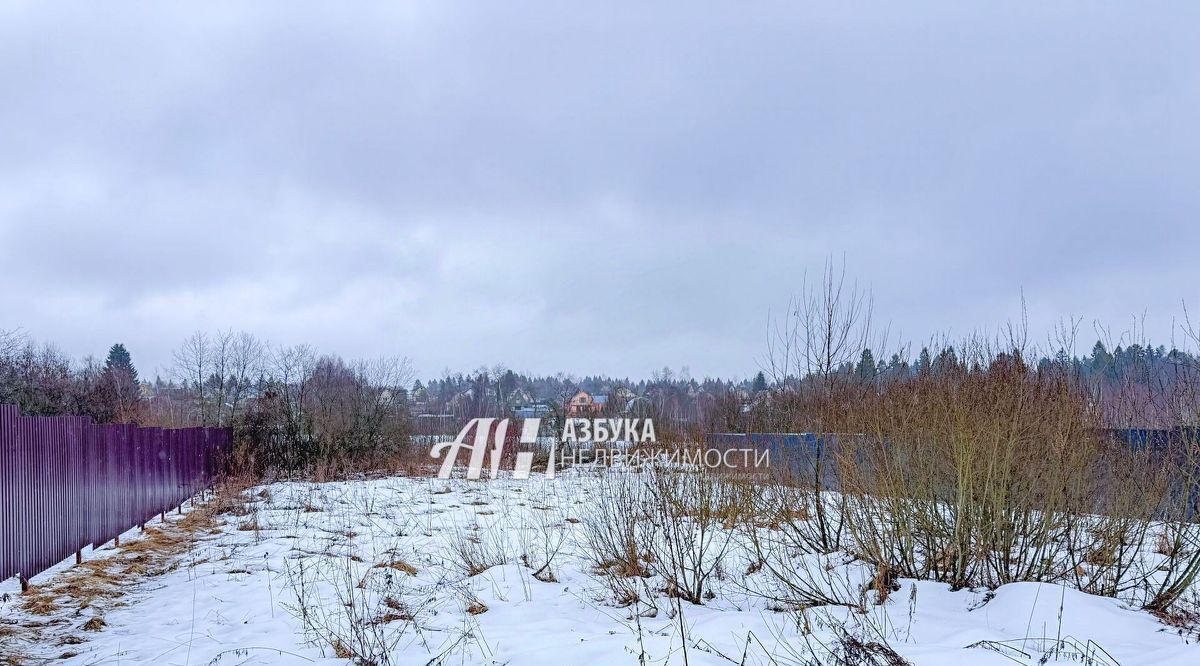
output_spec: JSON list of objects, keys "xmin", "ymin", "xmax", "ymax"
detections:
[{"xmin": 0, "ymin": 405, "xmax": 228, "ymax": 584}]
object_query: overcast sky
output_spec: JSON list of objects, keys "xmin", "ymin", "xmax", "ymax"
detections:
[{"xmin": 1, "ymin": 2, "xmax": 1197, "ymax": 380}]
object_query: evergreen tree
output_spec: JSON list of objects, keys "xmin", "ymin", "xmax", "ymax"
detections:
[
  {"xmin": 499, "ymin": 369, "xmax": 518, "ymax": 403},
  {"xmin": 932, "ymin": 346, "xmax": 958, "ymax": 374},
  {"xmin": 101, "ymin": 343, "xmax": 141, "ymax": 422},
  {"xmin": 105, "ymin": 343, "xmax": 137, "ymax": 381},
  {"xmin": 917, "ymin": 347, "xmax": 932, "ymax": 375},
  {"xmin": 856, "ymin": 348, "xmax": 877, "ymax": 379},
  {"xmin": 1089, "ymin": 341, "xmax": 1113, "ymax": 376},
  {"xmin": 751, "ymin": 371, "xmax": 768, "ymax": 393}
]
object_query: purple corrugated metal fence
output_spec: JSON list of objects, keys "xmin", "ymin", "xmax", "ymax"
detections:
[{"xmin": 0, "ymin": 405, "xmax": 230, "ymax": 584}]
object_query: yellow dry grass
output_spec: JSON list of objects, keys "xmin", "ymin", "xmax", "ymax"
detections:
[
  {"xmin": 374, "ymin": 560, "xmax": 419, "ymax": 575},
  {"xmin": 237, "ymin": 518, "xmax": 261, "ymax": 532},
  {"xmin": 177, "ymin": 507, "xmax": 220, "ymax": 533},
  {"xmin": 19, "ymin": 593, "xmax": 57, "ymax": 616},
  {"xmin": 121, "ymin": 527, "xmax": 186, "ymax": 554}
]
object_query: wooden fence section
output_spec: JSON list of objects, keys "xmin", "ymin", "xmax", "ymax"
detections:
[{"xmin": 0, "ymin": 404, "xmax": 230, "ymax": 585}]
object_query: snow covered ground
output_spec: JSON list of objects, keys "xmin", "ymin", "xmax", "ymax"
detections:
[{"xmin": 3, "ymin": 471, "xmax": 1199, "ymax": 666}]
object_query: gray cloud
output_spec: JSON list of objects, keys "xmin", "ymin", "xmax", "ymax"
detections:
[{"xmin": 1, "ymin": 2, "xmax": 1197, "ymax": 378}]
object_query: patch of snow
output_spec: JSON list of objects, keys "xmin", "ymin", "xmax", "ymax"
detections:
[{"xmin": 9, "ymin": 473, "xmax": 1194, "ymax": 666}]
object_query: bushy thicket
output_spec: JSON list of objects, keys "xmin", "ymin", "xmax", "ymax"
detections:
[
  {"xmin": 0, "ymin": 328, "xmax": 415, "ymax": 475},
  {"xmin": 755, "ymin": 352, "xmax": 1199, "ymax": 608},
  {"xmin": 0, "ymin": 329, "xmax": 141, "ymax": 423},
  {"xmin": 163, "ymin": 331, "xmax": 414, "ymax": 476},
  {"xmin": 704, "ymin": 260, "xmax": 1200, "ymax": 617}
]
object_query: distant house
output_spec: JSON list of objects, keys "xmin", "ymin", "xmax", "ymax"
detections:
[
  {"xmin": 512, "ymin": 402, "xmax": 552, "ymax": 419},
  {"xmin": 508, "ymin": 388, "xmax": 534, "ymax": 406},
  {"xmin": 611, "ymin": 386, "xmax": 635, "ymax": 402},
  {"xmin": 566, "ymin": 390, "xmax": 607, "ymax": 417}
]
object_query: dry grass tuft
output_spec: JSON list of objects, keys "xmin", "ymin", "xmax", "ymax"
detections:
[
  {"xmin": 1157, "ymin": 531, "xmax": 1180, "ymax": 557},
  {"xmin": 177, "ymin": 509, "xmax": 219, "ymax": 533},
  {"xmin": 332, "ymin": 639, "xmax": 353, "ymax": 659},
  {"xmin": 374, "ymin": 560, "xmax": 418, "ymax": 576},
  {"xmin": 73, "ymin": 560, "xmax": 123, "ymax": 583},
  {"xmin": 122, "ymin": 527, "xmax": 186, "ymax": 554},
  {"xmin": 19, "ymin": 588, "xmax": 58, "ymax": 616},
  {"xmin": 119, "ymin": 555, "xmax": 154, "ymax": 577},
  {"xmin": 372, "ymin": 597, "xmax": 417, "ymax": 625},
  {"xmin": 68, "ymin": 584, "xmax": 124, "ymax": 607},
  {"xmin": 237, "ymin": 518, "xmax": 261, "ymax": 532},
  {"xmin": 82, "ymin": 617, "xmax": 106, "ymax": 632}
]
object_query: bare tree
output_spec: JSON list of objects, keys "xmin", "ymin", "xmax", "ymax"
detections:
[
  {"xmin": 767, "ymin": 256, "xmax": 874, "ymax": 393},
  {"xmin": 0, "ymin": 328, "xmax": 24, "ymax": 360},
  {"xmin": 173, "ymin": 331, "xmax": 213, "ymax": 425},
  {"xmin": 213, "ymin": 330, "xmax": 266, "ymax": 426}
]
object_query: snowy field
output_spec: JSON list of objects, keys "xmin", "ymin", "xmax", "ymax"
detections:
[{"xmin": 3, "ymin": 470, "xmax": 1200, "ymax": 666}]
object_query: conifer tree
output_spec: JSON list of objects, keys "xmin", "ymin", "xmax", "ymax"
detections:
[
  {"xmin": 751, "ymin": 371, "xmax": 768, "ymax": 393},
  {"xmin": 105, "ymin": 343, "xmax": 137, "ymax": 381}
]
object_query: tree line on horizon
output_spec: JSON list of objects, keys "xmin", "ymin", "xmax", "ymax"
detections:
[
  {"xmin": 0, "ymin": 329, "xmax": 140, "ymax": 423},
  {"xmin": 5, "ymin": 324, "xmax": 1200, "ymax": 454}
]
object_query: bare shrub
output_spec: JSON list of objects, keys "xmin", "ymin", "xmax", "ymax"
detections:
[
  {"xmin": 830, "ymin": 350, "xmax": 1097, "ymax": 588},
  {"xmin": 517, "ymin": 488, "xmax": 570, "ymax": 582},
  {"xmin": 769, "ymin": 607, "xmax": 912, "ymax": 666},
  {"xmin": 285, "ymin": 546, "xmax": 432, "ymax": 665},
  {"xmin": 642, "ymin": 468, "xmax": 744, "ymax": 604},
  {"xmin": 743, "ymin": 484, "xmax": 868, "ymax": 610},
  {"xmin": 582, "ymin": 471, "xmax": 652, "ymax": 579},
  {"xmin": 447, "ymin": 520, "xmax": 509, "ymax": 577},
  {"xmin": 763, "ymin": 257, "xmax": 875, "ymax": 555},
  {"xmin": 754, "ymin": 268, "xmax": 1200, "ymax": 616}
]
